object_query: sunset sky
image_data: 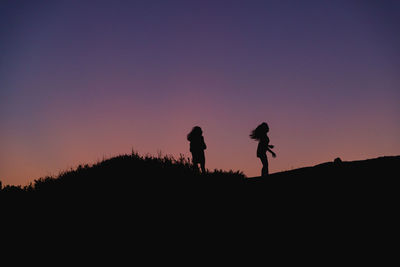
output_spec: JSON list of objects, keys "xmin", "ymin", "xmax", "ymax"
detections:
[{"xmin": 1, "ymin": 0, "xmax": 399, "ymax": 185}]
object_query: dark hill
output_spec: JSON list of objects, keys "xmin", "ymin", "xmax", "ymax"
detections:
[
  {"xmin": 1, "ymin": 153, "xmax": 398, "ymax": 215},
  {"xmin": 249, "ymin": 155, "xmax": 399, "ymax": 180},
  {"xmin": 0, "ymin": 152, "xmax": 246, "ymax": 199},
  {"xmin": 1, "ymin": 154, "xmax": 398, "ymax": 197},
  {"xmin": 248, "ymin": 155, "xmax": 399, "ymax": 200},
  {"xmin": 1, "ymin": 153, "xmax": 397, "ymax": 250}
]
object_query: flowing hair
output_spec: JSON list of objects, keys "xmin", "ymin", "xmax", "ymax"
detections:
[
  {"xmin": 250, "ymin": 122, "xmax": 269, "ymax": 141},
  {"xmin": 187, "ymin": 126, "xmax": 202, "ymax": 141}
]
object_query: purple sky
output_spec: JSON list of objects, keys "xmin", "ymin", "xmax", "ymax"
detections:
[{"xmin": 1, "ymin": 0, "xmax": 399, "ymax": 185}]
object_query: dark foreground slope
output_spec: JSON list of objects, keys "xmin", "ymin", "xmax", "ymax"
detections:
[
  {"xmin": 250, "ymin": 155, "xmax": 399, "ymax": 181},
  {"xmin": 1, "ymin": 154, "xmax": 398, "ymax": 197},
  {"xmin": 248, "ymin": 155, "xmax": 399, "ymax": 203},
  {"xmin": 1, "ymin": 154, "xmax": 398, "ymax": 209},
  {"xmin": 0, "ymin": 153, "xmax": 246, "ymax": 202},
  {"xmin": 1, "ymin": 154, "xmax": 398, "ymax": 258}
]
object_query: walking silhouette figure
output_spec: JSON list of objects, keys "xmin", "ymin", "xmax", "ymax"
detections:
[
  {"xmin": 187, "ymin": 126, "xmax": 207, "ymax": 173},
  {"xmin": 250, "ymin": 122, "xmax": 276, "ymax": 177}
]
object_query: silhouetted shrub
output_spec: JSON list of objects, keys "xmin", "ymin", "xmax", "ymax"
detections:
[
  {"xmin": 1, "ymin": 154, "xmax": 398, "ymax": 212},
  {"xmin": 0, "ymin": 152, "xmax": 245, "ymax": 200},
  {"xmin": 334, "ymin": 157, "xmax": 342, "ymax": 164}
]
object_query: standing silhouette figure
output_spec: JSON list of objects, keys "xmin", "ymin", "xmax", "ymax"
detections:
[
  {"xmin": 187, "ymin": 126, "xmax": 207, "ymax": 174},
  {"xmin": 250, "ymin": 122, "xmax": 276, "ymax": 177}
]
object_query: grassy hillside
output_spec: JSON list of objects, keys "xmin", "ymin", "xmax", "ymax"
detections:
[
  {"xmin": 1, "ymin": 153, "xmax": 397, "ymax": 244},
  {"xmin": 0, "ymin": 152, "xmax": 245, "ymax": 197},
  {"xmin": 1, "ymin": 154, "xmax": 398, "ymax": 196}
]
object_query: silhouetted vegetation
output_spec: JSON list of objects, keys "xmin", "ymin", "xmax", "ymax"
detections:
[
  {"xmin": 1, "ymin": 153, "xmax": 398, "ymax": 209},
  {"xmin": 2, "ymin": 153, "xmax": 398, "ymax": 247},
  {"xmin": 0, "ymin": 152, "xmax": 244, "ymax": 199}
]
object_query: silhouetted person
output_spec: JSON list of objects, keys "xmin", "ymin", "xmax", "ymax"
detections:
[
  {"xmin": 250, "ymin": 122, "xmax": 276, "ymax": 177},
  {"xmin": 187, "ymin": 126, "xmax": 207, "ymax": 173}
]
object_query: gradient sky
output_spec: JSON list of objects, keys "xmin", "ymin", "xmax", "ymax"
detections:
[{"xmin": 1, "ymin": 0, "xmax": 399, "ymax": 185}]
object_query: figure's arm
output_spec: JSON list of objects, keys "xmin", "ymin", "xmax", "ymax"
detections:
[{"xmin": 267, "ymin": 146, "xmax": 276, "ymax": 158}]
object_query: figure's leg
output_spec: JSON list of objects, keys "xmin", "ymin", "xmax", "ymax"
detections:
[
  {"xmin": 260, "ymin": 155, "xmax": 269, "ymax": 177},
  {"xmin": 192, "ymin": 160, "xmax": 199, "ymax": 173},
  {"xmin": 191, "ymin": 153, "xmax": 199, "ymax": 172},
  {"xmin": 193, "ymin": 162, "xmax": 200, "ymax": 173},
  {"xmin": 199, "ymin": 153, "xmax": 206, "ymax": 174},
  {"xmin": 200, "ymin": 161, "xmax": 206, "ymax": 174}
]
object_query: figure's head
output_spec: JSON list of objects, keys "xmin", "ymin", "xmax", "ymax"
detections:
[
  {"xmin": 187, "ymin": 126, "xmax": 203, "ymax": 141},
  {"xmin": 260, "ymin": 122, "xmax": 269, "ymax": 133},
  {"xmin": 250, "ymin": 122, "xmax": 269, "ymax": 140},
  {"xmin": 192, "ymin": 126, "xmax": 202, "ymax": 135}
]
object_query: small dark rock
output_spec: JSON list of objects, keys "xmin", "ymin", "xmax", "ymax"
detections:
[{"xmin": 334, "ymin": 157, "xmax": 342, "ymax": 164}]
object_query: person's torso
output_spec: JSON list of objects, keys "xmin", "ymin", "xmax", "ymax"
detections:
[
  {"xmin": 190, "ymin": 136, "xmax": 206, "ymax": 152},
  {"xmin": 257, "ymin": 136, "xmax": 269, "ymax": 156}
]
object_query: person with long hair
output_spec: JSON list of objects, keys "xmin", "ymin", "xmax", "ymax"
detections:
[
  {"xmin": 187, "ymin": 126, "xmax": 207, "ymax": 173},
  {"xmin": 250, "ymin": 122, "xmax": 276, "ymax": 177}
]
